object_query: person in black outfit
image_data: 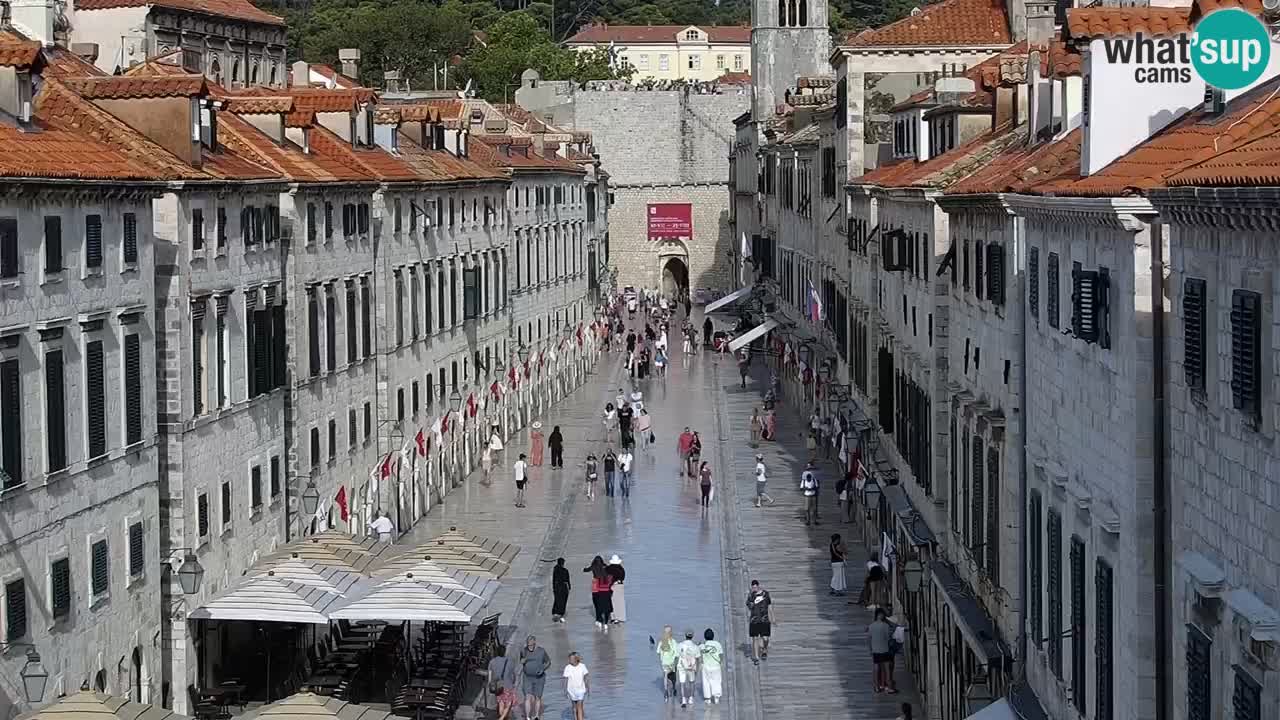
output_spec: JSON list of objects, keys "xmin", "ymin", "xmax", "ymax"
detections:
[
  {"xmin": 626, "ymin": 332, "xmax": 637, "ymax": 354},
  {"xmin": 551, "ymin": 558, "xmax": 570, "ymax": 623},
  {"xmin": 548, "ymin": 426, "xmax": 564, "ymax": 468},
  {"xmin": 602, "ymin": 449, "xmax": 618, "ymax": 497},
  {"xmin": 702, "ymin": 317, "xmax": 713, "ymax": 347},
  {"xmin": 617, "ymin": 403, "xmax": 635, "ymax": 449}
]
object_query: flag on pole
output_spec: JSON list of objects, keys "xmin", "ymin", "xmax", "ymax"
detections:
[
  {"xmin": 467, "ymin": 392, "xmax": 478, "ymax": 418},
  {"xmin": 440, "ymin": 411, "xmax": 450, "ymax": 435},
  {"xmin": 335, "ymin": 486, "xmax": 349, "ymax": 521},
  {"xmin": 379, "ymin": 453, "xmax": 396, "ymax": 478},
  {"xmin": 741, "ymin": 231, "xmax": 751, "ymax": 259},
  {"xmin": 415, "ymin": 429, "xmax": 429, "ymax": 456},
  {"xmin": 806, "ymin": 279, "xmax": 822, "ymax": 324}
]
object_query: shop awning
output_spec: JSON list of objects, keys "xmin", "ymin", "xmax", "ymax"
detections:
[
  {"xmin": 704, "ymin": 287, "xmax": 751, "ymax": 313},
  {"xmin": 364, "ymin": 560, "xmax": 495, "ymax": 593},
  {"xmin": 425, "ymin": 529, "xmax": 520, "ymax": 564},
  {"xmin": 728, "ymin": 319, "xmax": 779, "ymax": 353},
  {"xmin": 240, "ymin": 692, "xmax": 395, "ymax": 720},
  {"xmin": 189, "ymin": 573, "xmax": 348, "ymax": 624},
  {"xmin": 375, "ymin": 549, "xmax": 508, "ymax": 578},
  {"xmin": 249, "ymin": 557, "xmax": 364, "ymax": 591},
  {"xmin": 929, "ymin": 561, "xmax": 1011, "ymax": 665},
  {"xmin": 963, "ymin": 699, "xmax": 1016, "ymax": 720},
  {"xmin": 329, "ymin": 573, "xmax": 499, "ymax": 623},
  {"xmin": 17, "ymin": 690, "xmax": 191, "ymax": 720}
]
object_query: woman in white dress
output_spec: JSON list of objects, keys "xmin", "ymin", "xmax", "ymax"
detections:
[{"xmin": 606, "ymin": 554, "xmax": 626, "ymax": 623}]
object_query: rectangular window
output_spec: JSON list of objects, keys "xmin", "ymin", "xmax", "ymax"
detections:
[
  {"xmin": 86, "ymin": 339, "xmax": 106, "ymax": 459},
  {"xmin": 0, "ymin": 218, "xmax": 17, "ymax": 279},
  {"xmin": 361, "ymin": 277, "xmax": 372, "ymax": 358},
  {"xmin": 1070, "ymin": 536, "xmax": 1087, "ymax": 713},
  {"xmin": 1028, "ymin": 247, "xmax": 1039, "ymax": 321},
  {"xmin": 716, "ymin": 54, "xmax": 725, "ymax": 69},
  {"xmin": 216, "ymin": 207, "xmax": 227, "ymax": 249},
  {"xmin": 4, "ymin": 578, "xmax": 26, "ymax": 640},
  {"xmin": 395, "ymin": 271, "xmax": 405, "ymax": 345},
  {"xmin": 970, "ymin": 435, "xmax": 984, "ymax": 568},
  {"xmin": 220, "ymin": 480, "xmax": 232, "ymax": 527},
  {"xmin": 250, "ymin": 465, "xmax": 262, "ymax": 510},
  {"xmin": 410, "ymin": 269, "xmax": 420, "ymax": 340},
  {"xmin": 1232, "ymin": 667, "xmax": 1261, "ymax": 720},
  {"xmin": 44, "ymin": 216, "xmax": 63, "ymax": 273},
  {"xmin": 307, "ymin": 203, "xmax": 317, "ymax": 244},
  {"xmin": 270, "ymin": 456, "xmax": 280, "ymax": 497},
  {"xmin": 348, "ymin": 409, "xmax": 357, "ymax": 450},
  {"xmin": 986, "ymin": 445, "xmax": 1000, "ymax": 576},
  {"xmin": 1047, "ymin": 509, "xmax": 1063, "ymax": 678},
  {"xmin": 197, "ymin": 493, "xmax": 209, "ymax": 538},
  {"xmin": 308, "ymin": 286, "xmax": 320, "ymax": 377},
  {"xmin": 90, "ymin": 539, "xmax": 109, "ymax": 596},
  {"xmin": 325, "ymin": 286, "xmax": 337, "ymax": 371},
  {"xmin": 310, "ymin": 427, "xmax": 320, "ymax": 468},
  {"xmin": 124, "ymin": 333, "xmax": 142, "ymax": 446},
  {"xmin": 128, "ymin": 522, "xmax": 144, "ymax": 577},
  {"xmin": 215, "ymin": 305, "xmax": 227, "ymax": 407},
  {"xmin": 394, "ymin": 198, "xmax": 403, "ymax": 234},
  {"xmin": 986, "ymin": 244, "xmax": 1004, "ymax": 305},
  {"xmin": 1047, "ymin": 252, "xmax": 1060, "ymax": 329},
  {"xmin": 659, "ymin": 55, "xmax": 670, "ymax": 71},
  {"xmin": 412, "ymin": 381, "xmax": 420, "ymax": 416},
  {"xmin": 734, "ymin": 54, "xmax": 743, "ymax": 71},
  {"xmin": 397, "ymin": 388, "xmax": 405, "ymax": 421},
  {"xmin": 122, "ymin": 213, "xmax": 138, "ymax": 265},
  {"xmin": 1230, "ymin": 289, "xmax": 1262, "ymax": 423},
  {"xmin": 363, "ymin": 402, "xmax": 372, "ymax": 441},
  {"xmin": 961, "ymin": 239, "xmax": 970, "ymax": 289},
  {"xmin": 192, "ymin": 311, "xmax": 205, "ymax": 416},
  {"xmin": 324, "ymin": 201, "xmax": 334, "ymax": 240},
  {"xmin": 450, "ymin": 265, "xmax": 459, "ymax": 325},
  {"xmin": 327, "ymin": 419, "xmax": 336, "ymax": 461},
  {"xmin": 1, "ymin": 358, "xmax": 19, "ymax": 488},
  {"xmin": 85, "ymin": 214, "xmax": 103, "ymax": 269},
  {"xmin": 1029, "ymin": 491, "xmax": 1043, "ymax": 647},
  {"xmin": 357, "ymin": 203, "xmax": 370, "ymax": 236},
  {"xmin": 1096, "ymin": 559, "xmax": 1114, "ymax": 720},
  {"xmin": 50, "ymin": 557, "xmax": 70, "ymax": 619},
  {"xmin": 45, "ymin": 349, "xmax": 66, "ymax": 472},
  {"xmin": 191, "ymin": 208, "xmax": 205, "ymax": 252},
  {"xmin": 1184, "ymin": 278, "xmax": 1207, "ymax": 394},
  {"xmin": 463, "ymin": 266, "xmax": 480, "ymax": 320},
  {"xmin": 1186, "ymin": 627, "xmax": 1211, "ymax": 720}
]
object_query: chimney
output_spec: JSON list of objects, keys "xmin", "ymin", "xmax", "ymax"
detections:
[
  {"xmin": 933, "ymin": 76, "xmax": 976, "ymax": 105},
  {"xmin": 339, "ymin": 48, "xmax": 361, "ymax": 81},
  {"xmin": 6, "ymin": 0, "xmax": 57, "ymax": 45},
  {"xmin": 72, "ymin": 43, "xmax": 99, "ymax": 63},
  {"xmin": 0, "ymin": 65, "xmax": 34, "ymax": 124},
  {"xmin": 1026, "ymin": 0, "xmax": 1056, "ymax": 46},
  {"xmin": 291, "ymin": 60, "xmax": 309, "ymax": 88}
]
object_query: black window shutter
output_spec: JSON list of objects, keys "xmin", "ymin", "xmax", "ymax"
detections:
[
  {"xmin": 198, "ymin": 494, "xmax": 209, "ymax": 537},
  {"xmin": 124, "ymin": 333, "xmax": 142, "ymax": 446},
  {"xmin": 950, "ymin": 414, "xmax": 959, "ymax": 532},
  {"xmin": 348, "ymin": 409, "xmax": 357, "ymax": 449},
  {"xmin": 91, "ymin": 539, "xmax": 109, "ymax": 595},
  {"xmin": 987, "ymin": 244, "xmax": 1004, "ymax": 306},
  {"xmin": 192, "ymin": 208, "xmax": 205, "ymax": 251},
  {"xmin": 271, "ymin": 303, "xmax": 286, "ymax": 389},
  {"xmin": 324, "ymin": 291, "xmax": 336, "ymax": 372},
  {"xmin": 1232, "ymin": 667, "xmax": 1261, "ymax": 720},
  {"xmin": 50, "ymin": 558, "xmax": 70, "ymax": 618},
  {"xmin": 962, "ymin": 239, "xmax": 971, "ymax": 289},
  {"xmin": 85, "ymin": 215, "xmax": 103, "ymax": 268},
  {"xmin": 1047, "ymin": 253, "xmax": 1060, "ymax": 329},
  {"xmin": 45, "ymin": 216, "xmax": 63, "ymax": 273},
  {"xmin": 216, "ymin": 207, "xmax": 227, "ymax": 248},
  {"xmin": 192, "ymin": 315, "xmax": 204, "ymax": 416},
  {"xmin": 1097, "ymin": 267, "xmax": 1111, "ymax": 348},
  {"xmin": 1028, "ymin": 247, "xmax": 1040, "ymax": 320},
  {"xmin": 346, "ymin": 283, "xmax": 358, "ymax": 362},
  {"xmin": 221, "ymin": 481, "xmax": 232, "ymax": 525},
  {"xmin": 324, "ymin": 202, "xmax": 334, "ymax": 239},
  {"xmin": 0, "ymin": 218, "xmax": 18, "ymax": 278},
  {"xmin": 362, "ymin": 279, "xmax": 372, "ymax": 357},
  {"xmin": 1230, "ymin": 289, "xmax": 1262, "ymax": 423},
  {"xmin": 1070, "ymin": 536, "xmax": 1087, "ymax": 713},
  {"xmin": 975, "ymin": 241, "xmax": 985, "ymax": 300},
  {"xmin": 255, "ymin": 309, "xmax": 271, "ymax": 394},
  {"xmin": 86, "ymin": 340, "xmax": 106, "ymax": 458},
  {"xmin": 1186, "ymin": 626, "xmax": 1211, "ymax": 720},
  {"xmin": 310, "ymin": 427, "xmax": 320, "ymax": 468},
  {"xmin": 45, "ymin": 349, "xmax": 66, "ymax": 472},
  {"xmin": 1183, "ymin": 278, "xmax": 1207, "ymax": 393},
  {"xmin": 1096, "ymin": 558, "xmax": 1114, "ymax": 720},
  {"xmin": 1047, "ymin": 509, "xmax": 1063, "ymax": 678},
  {"xmin": 328, "ymin": 419, "xmax": 336, "ymax": 459},
  {"xmin": 1029, "ymin": 491, "xmax": 1043, "ymax": 647},
  {"xmin": 251, "ymin": 465, "xmax": 262, "ymax": 508},
  {"xmin": 270, "ymin": 457, "xmax": 280, "ymax": 497},
  {"xmin": 970, "ymin": 436, "xmax": 984, "ymax": 569},
  {"xmin": 1072, "ymin": 261, "xmax": 1100, "ymax": 343},
  {"xmin": 1, "ymin": 358, "xmax": 22, "ymax": 488},
  {"xmin": 358, "ymin": 203, "xmax": 370, "ymax": 235},
  {"xmin": 308, "ymin": 288, "xmax": 320, "ymax": 377},
  {"xmin": 5, "ymin": 579, "xmax": 26, "ymax": 639},
  {"xmin": 307, "ymin": 203, "xmax": 317, "ymax": 244},
  {"xmin": 986, "ymin": 446, "xmax": 1000, "ymax": 578},
  {"xmin": 122, "ymin": 213, "xmax": 138, "ymax": 264},
  {"xmin": 128, "ymin": 522, "xmax": 144, "ymax": 576}
]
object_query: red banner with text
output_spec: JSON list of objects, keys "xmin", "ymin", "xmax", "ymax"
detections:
[{"xmin": 647, "ymin": 203, "xmax": 693, "ymax": 240}]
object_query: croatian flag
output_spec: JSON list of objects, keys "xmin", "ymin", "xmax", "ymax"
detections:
[{"xmin": 806, "ymin": 279, "xmax": 822, "ymax": 324}]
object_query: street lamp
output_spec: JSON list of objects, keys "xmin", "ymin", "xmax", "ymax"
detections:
[
  {"xmin": 863, "ymin": 479, "xmax": 882, "ymax": 517},
  {"xmin": 174, "ymin": 550, "xmax": 205, "ymax": 595},
  {"xmin": 0, "ymin": 645, "xmax": 49, "ymax": 704},
  {"xmin": 904, "ymin": 559, "xmax": 925, "ymax": 592},
  {"xmin": 450, "ymin": 389, "xmax": 464, "ymax": 412},
  {"xmin": 300, "ymin": 480, "xmax": 321, "ymax": 516},
  {"xmin": 517, "ymin": 343, "xmax": 530, "ymax": 363}
]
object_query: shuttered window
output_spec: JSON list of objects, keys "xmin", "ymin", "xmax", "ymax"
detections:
[
  {"xmin": 1028, "ymin": 247, "xmax": 1039, "ymax": 321},
  {"xmin": 271, "ymin": 303, "xmax": 286, "ymax": 389},
  {"xmin": 221, "ymin": 480, "xmax": 232, "ymax": 527},
  {"xmin": 215, "ymin": 307, "xmax": 227, "ymax": 407},
  {"xmin": 395, "ymin": 271, "xmax": 405, "ymax": 345},
  {"xmin": 43, "ymin": 349, "xmax": 66, "ymax": 473},
  {"xmin": 328, "ymin": 419, "xmax": 336, "ymax": 460},
  {"xmin": 463, "ymin": 267, "xmax": 481, "ymax": 320},
  {"xmin": 1029, "ymin": 491, "xmax": 1043, "ymax": 648},
  {"xmin": 310, "ymin": 427, "xmax": 321, "ymax": 468},
  {"xmin": 1230, "ymin": 289, "xmax": 1262, "ymax": 424},
  {"xmin": 348, "ymin": 409, "xmax": 357, "ymax": 450},
  {"xmin": 361, "ymin": 278, "xmax": 372, "ymax": 358},
  {"xmin": 970, "ymin": 436, "xmax": 984, "ymax": 569},
  {"xmin": 1, "ymin": 358, "xmax": 19, "ymax": 488},
  {"xmin": 986, "ymin": 446, "xmax": 1000, "ymax": 579},
  {"xmin": 1047, "ymin": 509, "xmax": 1063, "ymax": 678},
  {"xmin": 250, "ymin": 465, "xmax": 262, "ymax": 509},
  {"xmin": 44, "ymin": 216, "xmax": 63, "ymax": 273},
  {"xmin": 191, "ymin": 208, "xmax": 205, "ymax": 251},
  {"xmin": 1072, "ymin": 261, "xmax": 1097, "ymax": 342},
  {"xmin": 1070, "ymin": 536, "xmax": 1087, "ymax": 713},
  {"xmin": 987, "ymin": 244, "xmax": 1004, "ymax": 306},
  {"xmin": 192, "ymin": 312, "xmax": 204, "ymax": 416},
  {"xmin": 307, "ymin": 287, "xmax": 320, "ymax": 377},
  {"xmin": 1186, "ymin": 626, "xmax": 1211, "ymax": 720},
  {"xmin": 50, "ymin": 558, "xmax": 70, "ymax": 619},
  {"xmin": 325, "ymin": 287, "xmax": 337, "ymax": 370},
  {"xmin": 270, "ymin": 456, "xmax": 280, "ymax": 497},
  {"xmin": 1096, "ymin": 559, "xmax": 1114, "ymax": 720},
  {"xmin": 975, "ymin": 240, "xmax": 985, "ymax": 300},
  {"xmin": 1183, "ymin": 279, "xmax": 1207, "ymax": 394},
  {"xmin": 346, "ymin": 281, "xmax": 358, "ymax": 363},
  {"xmin": 86, "ymin": 340, "xmax": 106, "ymax": 459},
  {"xmin": 1047, "ymin": 252, "xmax": 1060, "ymax": 329},
  {"xmin": 128, "ymin": 522, "xmax": 144, "ymax": 577},
  {"xmin": 123, "ymin": 334, "xmax": 142, "ymax": 446},
  {"xmin": 357, "ymin": 203, "xmax": 370, "ymax": 235},
  {"xmin": 122, "ymin": 213, "xmax": 138, "ymax": 265},
  {"xmin": 950, "ymin": 414, "xmax": 959, "ymax": 532},
  {"xmin": 216, "ymin": 207, "xmax": 227, "ymax": 249},
  {"xmin": 4, "ymin": 579, "xmax": 26, "ymax": 640},
  {"xmin": 91, "ymin": 539, "xmax": 109, "ymax": 595},
  {"xmin": 324, "ymin": 202, "xmax": 334, "ymax": 240},
  {"xmin": 0, "ymin": 218, "xmax": 17, "ymax": 278},
  {"xmin": 1232, "ymin": 667, "xmax": 1261, "ymax": 720},
  {"xmin": 85, "ymin": 214, "xmax": 103, "ymax": 268},
  {"xmin": 306, "ymin": 203, "xmax": 317, "ymax": 244},
  {"xmin": 363, "ymin": 402, "xmax": 371, "ymax": 441},
  {"xmin": 197, "ymin": 493, "xmax": 209, "ymax": 538}
]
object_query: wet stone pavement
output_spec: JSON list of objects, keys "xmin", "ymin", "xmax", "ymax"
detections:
[{"xmin": 400, "ymin": 309, "xmax": 921, "ymax": 720}]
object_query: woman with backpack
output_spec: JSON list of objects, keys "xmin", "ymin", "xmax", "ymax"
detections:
[{"xmin": 584, "ymin": 556, "xmax": 614, "ymax": 632}]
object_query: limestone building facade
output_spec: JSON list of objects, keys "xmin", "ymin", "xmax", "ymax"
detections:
[{"xmin": 564, "ymin": 24, "xmax": 750, "ymax": 83}]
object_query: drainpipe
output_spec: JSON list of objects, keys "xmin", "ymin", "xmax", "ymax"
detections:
[{"xmin": 1151, "ymin": 222, "xmax": 1170, "ymax": 720}]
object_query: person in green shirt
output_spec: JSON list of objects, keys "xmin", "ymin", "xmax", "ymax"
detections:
[
  {"xmin": 649, "ymin": 625, "xmax": 679, "ymax": 703},
  {"xmin": 699, "ymin": 628, "xmax": 724, "ymax": 704}
]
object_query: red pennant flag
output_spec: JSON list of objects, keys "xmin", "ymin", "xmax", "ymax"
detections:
[
  {"xmin": 523, "ymin": 361, "xmax": 531, "ymax": 379},
  {"xmin": 490, "ymin": 381, "xmax": 501, "ymax": 400},
  {"xmin": 537, "ymin": 352, "xmax": 544, "ymax": 372},
  {"xmin": 577, "ymin": 324, "xmax": 584, "ymax": 347},
  {"xmin": 335, "ymin": 486, "xmax": 349, "ymax": 521},
  {"xmin": 440, "ymin": 411, "xmax": 450, "ymax": 435},
  {"xmin": 507, "ymin": 366, "xmax": 518, "ymax": 388},
  {"xmin": 467, "ymin": 393, "xmax": 478, "ymax": 418},
  {"xmin": 380, "ymin": 453, "xmax": 395, "ymax": 478},
  {"xmin": 415, "ymin": 429, "xmax": 428, "ymax": 457}
]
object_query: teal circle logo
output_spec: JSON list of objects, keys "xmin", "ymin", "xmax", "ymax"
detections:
[{"xmin": 1191, "ymin": 8, "xmax": 1272, "ymax": 90}]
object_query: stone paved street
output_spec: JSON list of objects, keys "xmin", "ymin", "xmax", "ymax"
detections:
[{"xmin": 398, "ymin": 310, "xmax": 921, "ymax": 720}]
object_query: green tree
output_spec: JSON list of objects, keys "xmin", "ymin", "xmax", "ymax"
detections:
[{"xmin": 462, "ymin": 12, "xmax": 630, "ymax": 101}]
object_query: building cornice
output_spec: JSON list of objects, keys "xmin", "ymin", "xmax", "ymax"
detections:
[
  {"xmin": 875, "ymin": 186, "xmax": 938, "ymax": 204},
  {"xmin": 1004, "ymin": 194, "xmax": 1154, "ymax": 231},
  {"xmin": 0, "ymin": 178, "xmax": 165, "ymax": 201},
  {"xmin": 831, "ymin": 44, "xmax": 1009, "ymax": 64},
  {"xmin": 935, "ymin": 193, "xmax": 1016, "ymax": 215},
  {"xmin": 1149, "ymin": 186, "xmax": 1280, "ymax": 232}
]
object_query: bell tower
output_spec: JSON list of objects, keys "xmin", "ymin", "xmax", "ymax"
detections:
[{"xmin": 750, "ymin": 0, "xmax": 831, "ymax": 124}]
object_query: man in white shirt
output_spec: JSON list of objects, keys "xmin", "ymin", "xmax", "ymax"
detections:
[
  {"xmin": 800, "ymin": 461, "xmax": 819, "ymax": 526},
  {"xmin": 753, "ymin": 454, "xmax": 774, "ymax": 507},
  {"xmin": 617, "ymin": 449, "xmax": 634, "ymax": 498},
  {"xmin": 562, "ymin": 652, "xmax": 590, "ymax": 720},
  {"xmin": 616, "ymin": 388, "xmax": 626, "ymax": 410},
  {"xmin": 675, "ymin": 631, "xmax": 701, "ymax": 707},
  {"xmin": 369, "ymin": 511, "xmax": 394, "ymax": 542},
  {"xmin": 514, "ymin": 453, "xmax": 529, "ymax": 508}
]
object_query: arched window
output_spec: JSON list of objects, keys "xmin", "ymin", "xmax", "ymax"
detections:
[
  {"xmin": 778, "ymin": 0, "xmax": 787, "ymax": 25},
  {"xmin": 131, "ymin": 648, "xmax": 144, "ymax": 702},
  {"xmin": 269, "ymin": 62, "xmax": 278, "ymax": 86},
  {"xmin": 231, "ymin": 58, "xmax": 241, "ymax": 86},
  {"xmin": 799, "ymin": 0, "xmax": 808, "ymax": 26},
  {"xmin": 788, "ymin": 0, "xmax": 797, "ymax": 27},
  {"xmin": 208, "ymin": 57, "xmax": 222, "ymax": 86},
  {"xmin": 250, "ymin": 61, "xmax": 259, "ymax": 85}
]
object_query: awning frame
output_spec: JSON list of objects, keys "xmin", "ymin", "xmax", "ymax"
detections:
[
  {"xmin": 704, "ymin": 286, "xmax": 751, "ymax": 313},
  {"xmin": 728, "ymin": 318, "xmax": 779, "ymax": 353}
]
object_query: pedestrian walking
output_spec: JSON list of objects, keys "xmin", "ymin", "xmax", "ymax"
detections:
[
  {"xmin": 747, "ymin": 579, "xmax": 774, "ymax": 665},
  {"xmin": 702, "ymin": 317, "xmax": 713, "ymax": 347},
  {"xmin": 602, "ymin": 403, "xmax": 618, "ymax": 443},
  {"xmin": 481, "ymin": 445, "xmax": 494, "ymax": 486},
  {"xmin": 635, "ymin": 409, "xmax": 653, "ymax": 450},
  {"xmin": 519, "ymin": 636, "xmax": 552, "ymax": 720},
  {"xmin": 762, "ymin": 408, "xmax": 777, "ymax": 441},
  {"xmin": 549, "ymin": 425, "xmax": 564, "ymax": 469},
  {"xmin": 687, "ymin": 432, "xmax": 703, "ymax": 479},
  {"xmin": 869, "ymin": 608, "xmax": 895, "ymax": 693},
  {"xmin": 617, "ymin": 448, "xmax": 634, "ymax": 497},
  {"xmin": 800, "ymin": 461, "xmax": 820, "ymax": 526},
  {"xmin": 830, "ymin": 533, "xmax": 848, "ymax": 596},
  {"xmin": 584, "ymin": 453, "xmax": 599, "ymax": 500},
  {"xmin": 737, "ymin": 350, "xmax": 750, "ymax": 388},
  {"xmin": 368, "ymin": 511, "xmax": 394, "ymax": 542},
  {"xmin": 602, "ymin": 448, "xmax": 617, "ymax": 497},
  {"xmin": 561, "ymin": 652, "xmax": 590, "ymax": 720},
  {"xmin": 675, "ymin": 631, "xmax": 700, "ymax": 707},
  {"xmin": 753, "ymin": 454, "xmax": 774, "ymax": 507},
  {"xmin": 606, "ymin": 555, "xmax": 626, "ymax": 623},
  {"xmin": 530, "ymin": 421, "xmax": 545, "ymax": 466},
  {"xmin": 749, "ymin": 407, "xmax": 763, "ymax": 447},
  {"xmin": 585, "ymin": 556, "xmax": 614, "ymax": 631},
  {"xmin": 698, "ymin": 461, "xmax": 713, "ymax": 510},
  {"xmin": 513, "ymin": 453, "xmax": 529, "ymax": 508},
  {"xmin": 837, "ymin": 467, "xmax": 854, "ymax": 523},
  {"xmin": 486, "ymin": 647, "xmax": 520, "ymax": 720},
  {"xmin": 551, "ymin": 558, "xmax": 570, "ymax": 623},
  {"xmin": 699, "ymin": 629, "xmax": 724, "ymax": 705},
  {"xmin": 618, "ymin": 402, "xmax": 635, "ymax": 449},
  {"xmin": 859, "ymin": 555, "xmax": 887, "ymax": 608},
  {"xmin": 650, "ymin": 627, "xmax": 679, "ymax": 702},
  {"xmin": 615, "ymin": 387, "xmax": 626, "ymax": 410},
  {"xmin": 677, "ymin": 427, "xmax": 694, "ymax": 472},
  {"xmin": 897, "ymin": 702, "xmax": 915, "ymax": 720},
  {"xmin": 809, "ymin": 410, "xmax": 823, "ymax": 454}
]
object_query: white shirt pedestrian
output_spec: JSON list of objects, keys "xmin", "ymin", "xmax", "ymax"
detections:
[
  {"xmin": 618, "ymin": 451, "xmax": 633, "ymax": 474},
  {"xmin": 369, "ymin": 513, "xmax": 394, "ymax": 542},
  {"xmin": 514, "ymin": 459, "xmax": 528, "ymax": 482}
]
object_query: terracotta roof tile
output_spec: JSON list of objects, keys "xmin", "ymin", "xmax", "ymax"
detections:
[
  {"xmin": 75, "ymin": 0, "xmax": 284, "ymax": 25},
  {"xmin": 843, "ymin": 0, "xmax": 1011, "ymax": 48},
  {"xmin": 284, "ymin": 109, "xmax": 316, "ymax": 127},
  {"xmin": 858, "ymin": 121, "xmax": 1022, "ymax": 188},
  {"xmin": 395, "ymin": 133, "xmax": 506, "ymax": 183},
  {"xmin": 396, "ymin": 104, "xmax": 446, "ymax": 123},
  {"xmin": 718, "ymin": 70, "xmax": 752, "ymax": 85},
  {"xmin": 287, "ymin": 87, "xmax": 376, "ymax": 112},
  {"xmin": 42, "ymin": 44, "xmax": 109, "ymax": 79},
  {"xmin": 946, "ymin": 129, "xmax": 1082, "ymax": 194},
  {"xmin": 1045, "ymin": 40, "xmax": 1082, "ymax": 78},
  {"xmin": 891, "ymin": 43, "xmax": 1025, "ymax": 114},
  {"xmin": 1066, "ymin": 6, "xmax": 1191, "ymax": 40},
  {"xmin": 222, "ymin": 96, "xmax": 293, "ymax": 114},
  {"xmin": 374, "ymin": 107, "xmax": 402, "ymax": 125},
  {"xmin": 566, "ymin": 23, "xmax": 750, "ymax": 45},
  {"xmin": 1191, "ymin": 0, "xmax": 1263, "ymax": 20},
  {"xmin": 0, "ymin": 29, "xmax": 42, "ymax": 68},
  {"xmin": 63, "ymin": 74, "xmax": 207, "ymax": 99},
  {"xmin": 471, "ymin": 137, "xmax": 585, "ymax": 174},
  {"xmin": 1166, "ymin": 129, "xmax": 1280, "ymax": 186}
]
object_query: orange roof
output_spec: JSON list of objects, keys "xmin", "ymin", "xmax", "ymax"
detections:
[
  {"xmin": 75, "ymin": 0, "xmax": 284, "ymax": 25},
  {"xmin": 284, "ymin": 108, "xmax": 316, "ymax": 127},
  {"xmin": 1166, "ymin": 129, "xmax": 1280, "ymax": 186},
  {"xmin": 0, "ymin": 29, "xmax": 42, "ymax": 68},
  {"xmin": 396, "ymin": 104, "xmax": 450, "ymax": 123},
  {"xmin": 215, "ymin": 111, "xmax": 373, "ymax": 184},
  {"xmin": 287, "ymin": 87, "xmax": 377, "ymax": 112},
  {"xmin": 566, "ymin": 23, "xmax": 750, "ymax": 45},
  {"xmin": 471, "ymin": 137, "xmax": 585, "ymax": 174},
  {"xmin": 719, "ymin": 70, "xmax": 752, "ymax": 85},
  {"xmin": 1191, "ymin": 0, "xmax": 1263, "ymax": 20},
  {"xmin": 844, "ymin": 0, "xmax": 1010, "ymax": 48},
  {"xmin": 1045, "ymin": 40, "xmax": 1081, "ymax": 78},
  {"xmin": 1066, "ymin": 6, "xmax": 1191, "ymax": 40},
  {"xmin": 858, "ymin": 121, "xmax": 1021, "ymax": 188},
  {"xmin": 42, "ymin": 44, "xmax": 109, "ymax": 79},
  {"xmin": 223, "ymin": 96, "xmax": 294, "ymax": 114},
  {"xmin": 395, "ymin": 134, "xmax": 506, "ymax": 183},
  {"xmin": 946, "ymin": 129, "xmax": 1082, "ymax": 194},
  {"xmin": 374, "ymin": 107, "xmax": 402, "ymax": 125},
  {"xmin": 63, "ymin": 74, "xmax": 207, "ymax": 99}
]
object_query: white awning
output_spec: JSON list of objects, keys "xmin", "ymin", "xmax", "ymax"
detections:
[
  {"xmin": 963, "ymin": 699, "xmax": 1016, "ymax": 720},
  {"xmin": 329, "ymin": 574, "xmax": 499, "ymax": 623},
  {"xmin": 728, "ymin": 319, "xmax": 779, "ymax": 353},
  {"xmin": 189, "ymin": 574, "xmax": 348, "ymax": 624},
  {"xmin": 704, "ymin": 287, "xmax": 751, "ymax": 313}
]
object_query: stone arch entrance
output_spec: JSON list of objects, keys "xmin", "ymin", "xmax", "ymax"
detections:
[{"xmin": 655, "ymin": 240, "xmax": 690, "ymax": 297}]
